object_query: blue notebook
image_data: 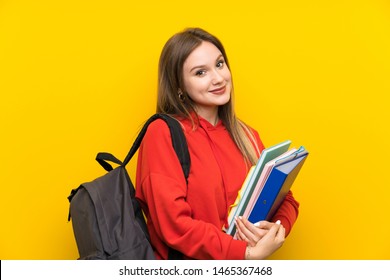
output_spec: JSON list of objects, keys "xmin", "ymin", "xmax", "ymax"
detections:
[{"xmin": 248, "ymin": 151, "xmax": 308, "ymax": 223}]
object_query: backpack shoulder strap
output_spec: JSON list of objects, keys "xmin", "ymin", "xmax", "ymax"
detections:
[
  {"xmin": 95, "ymin": 114, "xmax": 190, "ymax": 180},
  {"xmin": 128, "ymin": 114, "xmax": 190, "ymax": 260},
  {"xmin": 122, "ymin": 113, "xmax": 190, "ymax": 180}
]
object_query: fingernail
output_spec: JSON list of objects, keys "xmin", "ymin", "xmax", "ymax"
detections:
[
  {"xmin": 254, "ymin": 222, "xmax": 260, "ymax": 227},
  {"xmin": 276, "ymin": 220, "xmax": 281, "ymax": 225}
]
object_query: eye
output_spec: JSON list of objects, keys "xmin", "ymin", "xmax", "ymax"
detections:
[
  {"xmin": 195, "ymin": 70, "xmax": 206, "ymax": 76},
  {"xmin": 216, "ymin": 59, "xmax": 225, "ymax": 68}
]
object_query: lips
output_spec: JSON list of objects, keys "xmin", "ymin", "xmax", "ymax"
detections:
[{"xmin": 209, "ymin": 86, "xmax": 226, "ymax": 95}]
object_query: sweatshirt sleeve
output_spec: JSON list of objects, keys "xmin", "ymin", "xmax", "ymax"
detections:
[{"xmin": 136, "ymin": 120, "xmax": 247, "ymax": 259}]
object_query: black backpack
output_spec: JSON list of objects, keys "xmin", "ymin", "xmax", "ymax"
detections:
[{"xmin": 67, "ymin": 114, "xmax": 190, "ymax": 260}]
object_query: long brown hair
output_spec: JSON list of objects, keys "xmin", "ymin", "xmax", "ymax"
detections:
[{"xmin": 157, "ymin": 27, "xmax": 260, "ymax": 165}]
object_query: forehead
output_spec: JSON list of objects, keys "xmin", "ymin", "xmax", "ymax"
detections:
[{"xmin": 184, "ymin": 41, "xmax": 222, "ymax": 68}]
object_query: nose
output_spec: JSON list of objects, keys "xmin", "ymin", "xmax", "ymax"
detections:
[{"xmin": 211, "ymin": 69, "xmax": 224, "ymax": 85}]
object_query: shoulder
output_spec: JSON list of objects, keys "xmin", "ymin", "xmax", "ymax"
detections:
[
  {"xmin": 249, "ymin": 127, "xmax": 264, "ymax": 151},
  {"xmin": 139, "ymin": 119, "xmax": 173, "ymax": 153},
  {"xmin": 142, "ymin": 117, "xmax": 189, "ymax": 151},
  {"xmin": 238, "ymin": 119, "xmax": 260, "ymax": 139},
  {"xmin": 145, "ymin": 118, "xmax": 171, "ymax": 138},
  {"xmin": 144, "ymin": 117, "xmax": 189, "ymax": 139},
  {"xmin": 238, "ymin": 119, "xmax": 265, "ymax": 152},
  {"xmin": 247, "ymin": 124, "xmax": 260, "ymax": 138}
]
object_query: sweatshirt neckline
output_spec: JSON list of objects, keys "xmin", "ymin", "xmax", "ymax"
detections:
[
  {"xmin": 178, "ymin": 113, "xmax": 224, "ymax": 131},
  {"xmin": 198, "ymin": 116, "xmax": 223, "ymax": 130}
]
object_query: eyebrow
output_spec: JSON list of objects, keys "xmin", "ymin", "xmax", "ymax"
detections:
[{"xmin": 189, "ymin": 54, "xmax": 224, "ymax": 73}]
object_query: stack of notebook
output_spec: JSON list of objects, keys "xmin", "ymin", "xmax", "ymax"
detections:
[{"xmin": 226, "ymin": 140, "xmax": 308, "ymax": 236}]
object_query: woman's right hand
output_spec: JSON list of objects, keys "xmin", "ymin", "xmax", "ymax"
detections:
[{"xmin": 236, "ymin": 216, "xmax": 285, "ymax": 260}]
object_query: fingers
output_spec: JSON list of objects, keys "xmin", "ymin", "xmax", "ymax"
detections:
[
  {"xmin": 235, "ymin": 217, "xmax": 276, "ymax": 247},
  {"xmin": 239, "ymin": 216, "xmax": 259, "ymax": 233},
  {"xmin": 235, "ymin": 216, "xmax": 285, "ymax": 250},
  {"xmin": 266, "ymin": 222, "xmax": 285, "ymax": 246},
  {"xmin": 238, "ymin": 216, "xmax": 275, "ymax": 237},
  {"xmin": 254, "ymin": 220, "xmax": 275, "ymax": 230},
  {"xmin": 235, "ymin": 217, "xmax": 258, "ymax": 247},
  {"xmin": 244, "ymin": 222, "xmax": 285, "ymax": 260},
  {"xmin": 275, "ymin": 223, "xmax": 285, "ymax": 243}
]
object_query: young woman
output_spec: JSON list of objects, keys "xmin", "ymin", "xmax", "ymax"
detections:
[{"xmin": 135, "ymin": 27, "xmax": 299, "ymax": 260}]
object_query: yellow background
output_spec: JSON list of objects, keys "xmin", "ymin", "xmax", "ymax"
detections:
[{"xmin": 1, "ymin": 0, "xmax": 389, "ymax": 260}]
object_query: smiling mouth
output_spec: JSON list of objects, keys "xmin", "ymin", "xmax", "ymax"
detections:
[{"xmin": 209, "ymin": 86, "xmax": 226, "ymax": 95}]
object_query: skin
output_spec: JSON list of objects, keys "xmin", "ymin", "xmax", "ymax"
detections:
[
  {"xmin": 181, "ymin": 40, "xmax": 285, "ymax": 259},
  {"xmin": 236, "ymin": 216, "xmax": 285, "ymax": 259},
  {"xmin": 182, "ymin": 41, "xmax": 231, "ymax": 126}
]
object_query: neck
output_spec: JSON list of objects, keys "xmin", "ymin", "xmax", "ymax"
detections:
[{"xmin": 196, "ymin": 108, "xmax": 219, "ymax": 126}]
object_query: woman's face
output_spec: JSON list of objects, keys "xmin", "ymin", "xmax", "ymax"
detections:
[{"xmin": 182, "ymin": 41, "xmax": 231, "ymax": 119}]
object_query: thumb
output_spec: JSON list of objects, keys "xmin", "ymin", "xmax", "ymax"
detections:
[{"xmin": 266, "ymin": 222, "xmax": 282, "ymax": 238}]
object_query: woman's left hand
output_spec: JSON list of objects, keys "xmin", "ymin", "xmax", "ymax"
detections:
[{"xmin": 235, "ymin": 216, "xmax": 278, "ymax": 247}]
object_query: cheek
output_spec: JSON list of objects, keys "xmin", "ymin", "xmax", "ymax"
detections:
[
  {"xmin": 185, "ymin": 78, "xmax": 209, "ymax": 95},
  {"xmin": 223, "ymin": 69, "xmax": 232, "ymax": 82}
]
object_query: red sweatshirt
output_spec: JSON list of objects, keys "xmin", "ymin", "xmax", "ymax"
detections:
[{"xmin": 135, "ymin": 116, "xmax": 299, "ymax": 260}]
